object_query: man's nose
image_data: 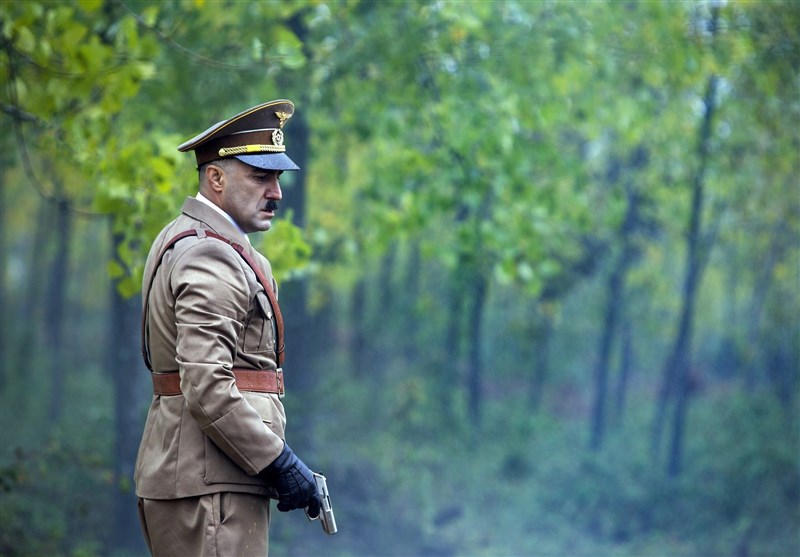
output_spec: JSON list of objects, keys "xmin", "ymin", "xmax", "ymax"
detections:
[{"xmin": 267, "ymin": 178, "xmax": 282, "ymax": 199}]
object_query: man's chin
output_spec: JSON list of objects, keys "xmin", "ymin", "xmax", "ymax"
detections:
[{"xmin": 241, "ymin": 219, "xmax": 272, "ymax": 234}]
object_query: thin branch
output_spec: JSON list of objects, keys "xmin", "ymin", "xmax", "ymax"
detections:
[
  {"xmin": 115, "ymin": 0, "xmax": 288, "ymax": 71},
  {"xmin": 3, "ymin": 44, "xmax": 135, "ymax": 79},
  {"xmin": 5, "ymin": 53, "xmax": 107, "ymax": 219}
]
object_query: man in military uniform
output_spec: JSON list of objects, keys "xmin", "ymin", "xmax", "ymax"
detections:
[{"xmin": 135, "ymin": 100, "xmax": 319, "ymax": 556}]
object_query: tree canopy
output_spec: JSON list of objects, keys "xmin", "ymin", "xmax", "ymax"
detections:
[{"xmin": 1, "ymin": 1, "xmax": 798, "ymax": 556}]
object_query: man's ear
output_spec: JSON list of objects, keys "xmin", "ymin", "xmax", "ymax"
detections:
[{"xmin": 205, "ymin": 163, "xmax": 225, "ymax": 193}]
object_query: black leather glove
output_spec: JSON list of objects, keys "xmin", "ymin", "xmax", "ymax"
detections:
[{"xmin": 261, "ymin": 442, "xmax": 320, "ymax": 515}]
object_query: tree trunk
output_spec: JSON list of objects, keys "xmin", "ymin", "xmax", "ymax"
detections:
[
  {"xmin": 529, "ymin": 305, "xmax": 553, "ymax": 412},
  {"xmin": 369, "ymin": 244, "xmax": 398, "ymax": 384},
  {"xmin": 589, "ymin": 261, "xmax": 624, "ymax": 451},
  {"xmin": 277, "ymin": 109, "xmax": 313, "ymax": 392},
  {"xmin": 440, "ymin": 195, "xmax": 472, "ymax": 423},
  {"xmin": 651, "ymin": 70, "xmax": 719, "ymax": 476},
  {"xmin": 351, "ymin": 277, "xmax": 369, "ymax": 379},
  {"xmin": 379, "ymin": 243, "xmax": 397, "ymax": 318},
  {"xmin": 744, "ymin": 224, "xmax": 782, "ymax": 389},
  {"xmin": 108, "ymin": 229, "xmax": 149, "ymax": 553},
  {"xmin": 666, "ymin": 73, "xmax": 719, "ymax": 478},
  {"xmin": 441, "ymin": 267, "xmax": 465, "ymax": 423},
  {"xmin": 402, "ymin": 240, "xmax": 422, "ymax": 366},
  {"xmin": 589, "ymin": 186, "xmax": 639, "ymax": 450},
  {"xmin": 10, "ymin": 200, "xmax": 52, "ymax": 384},
  {"xmin": 612, "ymin": 316, "xmax": 633, "ymax": 426},
  {"xmin": 466, "ymin": 271, "xmax": 489, "ymax": 424},
  {"xmin": 46, "ymin": 196, "xmax": 72, "ymax": 423}
]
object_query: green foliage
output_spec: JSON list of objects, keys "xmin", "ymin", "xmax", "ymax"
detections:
[
  {"xmin": 1, "ymin": 0, "xmax": 799, "ymax": 555},
  {"xmin": 0, "ymin": 0, "xmax": 316, "ymax": 294},
  {"xmin": 0, "ymin": 361, "xmax": 117, "ymax": 557},
  {"xmin": 0, "ymin": 441, "xmax": 110, "ymax": 557},
  {"xmin": 254, "ymin": 210, "xmax": 313, "ymax": 283},
  {"xmin": 295, "ymin": 377, "xmax": 798, "ymax": 557}
]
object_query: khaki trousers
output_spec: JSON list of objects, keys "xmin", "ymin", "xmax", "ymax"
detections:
[{"xmin": 138, "ymin": 493, "xmax": 270, "ymax": 557}]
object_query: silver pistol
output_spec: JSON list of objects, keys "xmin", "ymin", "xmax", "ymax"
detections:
[{"xmin": 306, "ymin": 472, "xmax": 337, "ymax": 535}]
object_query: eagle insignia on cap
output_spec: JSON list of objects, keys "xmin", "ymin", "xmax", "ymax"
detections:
[{"xmin": 275, "ymin": 111, "xmax": 291, "ymax": 129}]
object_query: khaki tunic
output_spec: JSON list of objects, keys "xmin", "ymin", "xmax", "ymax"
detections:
[{"xmin": 135, "ymin": 197, "xmax": 285, "ymax": 500}]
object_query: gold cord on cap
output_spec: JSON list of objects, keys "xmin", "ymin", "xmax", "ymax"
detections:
[{"xmin": 218, "ymin": 144, "xmax": 286, "ymax": 157}]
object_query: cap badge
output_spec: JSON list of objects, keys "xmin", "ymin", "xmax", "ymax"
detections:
[
  {"xmin": 275, "ymin": 111, "xmax": 291, "ymax": 129},
  {"xmin": 272, "ymin": 129, "xmax": 284, "ymax": 147}
]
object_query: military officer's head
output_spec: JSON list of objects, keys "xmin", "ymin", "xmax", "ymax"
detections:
[{"xmin": 177, "ymin": 100, "xmax": 299, "ymax": 233}]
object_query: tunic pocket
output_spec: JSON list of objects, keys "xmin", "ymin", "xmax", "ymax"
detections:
[
  {"xmin": 244, "ymin": 392, "xmax": 286, "ymax": 440},
  {"xmin": 242, "ymin": 291, "xmax": 274, "ymax": 354},
  {"xmin": 203, "ymin": 435, "xmax": 262, "ymax": 486}
]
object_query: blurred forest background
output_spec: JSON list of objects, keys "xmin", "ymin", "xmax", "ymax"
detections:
[{"xmin": 1, "ymin": 1, "xmax": 798, "ymax": 556}]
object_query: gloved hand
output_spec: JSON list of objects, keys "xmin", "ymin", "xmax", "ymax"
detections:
[{"xmin": 260, "ymin": 442, "xmax": 320, "ymax": 515}]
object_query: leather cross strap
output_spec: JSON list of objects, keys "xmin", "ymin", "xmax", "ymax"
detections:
[
  {"xmin": 152, "ymin": 369, "xmax": 284, "ymax": 397},
  {"xmin": 141, "ymin": 228, "xmax": 285, "ymax": 371}
]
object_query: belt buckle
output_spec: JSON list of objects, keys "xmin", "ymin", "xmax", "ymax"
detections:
[{"xmin": 276, "ymin": 368, "xmax": 285, "ymax": 399}]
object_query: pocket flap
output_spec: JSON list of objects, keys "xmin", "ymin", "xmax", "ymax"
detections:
[
  {"xmin": 243, "ymin": 391, "xmax": 274, "ymax": 424},
  {"xmin": 254, "ymin": 291, "xmax": 273, "ymax": 320}
]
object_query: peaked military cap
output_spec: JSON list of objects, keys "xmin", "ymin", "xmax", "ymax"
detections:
[{"xmin": 178, "ymin": 99, "xmax": 300, "ymax": 171}]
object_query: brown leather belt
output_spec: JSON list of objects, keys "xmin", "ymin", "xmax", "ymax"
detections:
[{"xmin": 152, "ymin": 369, "xmax": 284, "ymax": 397}]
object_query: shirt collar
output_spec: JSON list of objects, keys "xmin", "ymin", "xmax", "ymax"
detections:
[{"xmin": 195, "ymin": 192, "xmax": 250, "ymax": 244}]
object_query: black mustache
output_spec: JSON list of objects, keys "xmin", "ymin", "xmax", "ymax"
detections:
[{"xmin": 265, "ymin": 200, "xmax": 279, "ymax": 212}]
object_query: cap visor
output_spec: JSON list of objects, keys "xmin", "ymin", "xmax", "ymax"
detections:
[{"xmin": 234, "ymin": 153, "xmax": 300, "ymax": 171}]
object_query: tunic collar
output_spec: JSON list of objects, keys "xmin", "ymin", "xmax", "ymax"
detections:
[{"xmin": 194, "ymin": 192, "xmax": 250, "ymax": 244}]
